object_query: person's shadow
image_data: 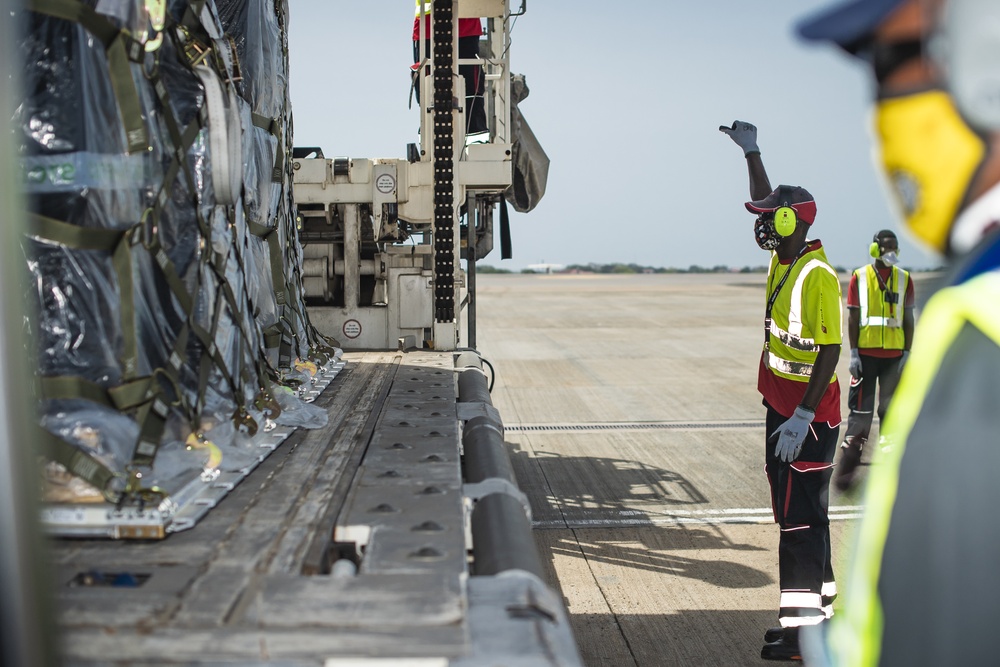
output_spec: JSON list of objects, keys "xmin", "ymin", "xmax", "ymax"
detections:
[
  {"xmin": 506, "ymin": 444, "xmax": 771, "ymax": 584},
  {"xmin": 506, "ymin": 443, "xmax": 779, "ymax": 666}
]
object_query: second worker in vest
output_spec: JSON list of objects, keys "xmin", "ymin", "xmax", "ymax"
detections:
[{"xmin": 836, "ymin": 229, "xmax": 914, "ymax": 492}]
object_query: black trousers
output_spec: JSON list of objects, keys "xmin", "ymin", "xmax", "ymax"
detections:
[
  {"xmin": 412, "ymin": 35, "xmax": 487, "ymax": 134},
  {"xmin": 765, "ymin": 403, "xmax": 839, "ymax": 627},
  {"xmin": 845, "ymin": 353, "xmax": 902, "ymax": 448}
]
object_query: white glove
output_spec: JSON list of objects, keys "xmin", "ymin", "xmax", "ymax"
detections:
[
  {"xmin": 771, "ymin": 406, "xmax": 815, "ymax": 463},
  {"xmin": 849, "ymin": 348, "xmax": 863, "ymax": 379},
  {"xmin": 719, "ymin": 120, "xmax": 760, "ymax": 156}
]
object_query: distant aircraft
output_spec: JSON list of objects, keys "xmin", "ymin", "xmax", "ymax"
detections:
[{"xmin": 524, "ymin": 262, "xmax": 566, "ymax": 274}]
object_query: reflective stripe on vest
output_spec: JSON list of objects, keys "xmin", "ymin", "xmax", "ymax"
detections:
[
  {"xmin": 415, "ymin": 0, "xmax": 431, "ymax": 16},
  {"xmin": 857, "ymin": 265, "xmax": 908, "ymax": 349},
  {"xmin": 766, "ymin": 352, "xmax": 815, "ymax": 376},
  {"xmin": 828, "ymin": 270, "xmax": 1000, "ymax": 667},
  {"xmin": 766, "ymin": 258, "xmax": 840, "ymax": 379}
]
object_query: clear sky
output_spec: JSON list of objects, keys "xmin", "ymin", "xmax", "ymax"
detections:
[{"xmin": 287, "ymin": 1, "xmax": 940, "ymax": 272}]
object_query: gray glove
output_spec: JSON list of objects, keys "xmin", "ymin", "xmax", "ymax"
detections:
[
  {"xmin": 849, "ymin": 348, "xmax": 863, "ymax": 379},
  {"xmin": 771, "ymin": 406, "xmax": 815, "ymax": 463},
  {"xmin": 719, "ymin": 120, "xmax": 760, "ymax": 156},
  {"xmin": 900, "ymin": 350, "xmax": 910, "ymax": 367}
]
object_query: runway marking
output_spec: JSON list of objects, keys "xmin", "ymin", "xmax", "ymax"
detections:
[
  {"xmin": 507, "ymin": 420, "xmax": 765, "ymax": 433},
  {"xmin": 533, "ymin": 505, "xmax": 864, "ymax": 529}
]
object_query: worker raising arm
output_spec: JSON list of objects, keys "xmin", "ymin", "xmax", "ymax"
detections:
[{"xmin": 722, "ymin": 121, "xmax": 843, "ymax": 662}]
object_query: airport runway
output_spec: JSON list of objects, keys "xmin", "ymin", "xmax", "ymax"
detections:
[{"xmin": 473, "ymin": 272, "xmax": 933, "ymax": 666}]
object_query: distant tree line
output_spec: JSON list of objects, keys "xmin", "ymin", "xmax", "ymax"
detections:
[
  {"xmin": 476, "ymin": 262, "xmax": 945, "ymax": 275},
  {"xmin": 475, "ymin": 263, "xmax": 771, "ymax": 274}
]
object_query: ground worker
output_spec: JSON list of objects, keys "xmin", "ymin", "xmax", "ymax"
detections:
[
  {"xmin": 412, "ymin": 1, "xmax": 487, "ymax": 137},
  {"xmin": 721, "ymin": 121, "xmax": 843, "ymax": 662},
  {"xmin": 796, "ymin": 0, "xmax": 1000, "ymax": 664},
  {"xmin": 835, "ymin": 229, "xmax": 914, "ymax": 492}
]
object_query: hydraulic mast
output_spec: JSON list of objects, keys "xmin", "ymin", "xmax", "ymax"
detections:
[{"xmin": 293, "ymin": 0, "xmax": 513, "ymax": 351}]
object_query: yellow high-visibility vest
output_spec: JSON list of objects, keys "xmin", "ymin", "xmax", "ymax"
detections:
[
  {"xmin": 856, "ymin": 264, "xmax": 909, "ymax": 350},
  {"xmin": 765, "ymin": 245, "xmax": 843, "ymax": 382},
  {"xmin": 827, "ymin": 269, "xmax": 1000, "ymax": 666}
]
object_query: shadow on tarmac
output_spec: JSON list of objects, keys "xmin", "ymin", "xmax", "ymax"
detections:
[
  {"xmin": 545, "ymin": 530, "xmax": 772, "ymax": 587},
  {"xmin": 504, "ymin": 439, "xmax": 781, "ymax": 665},
  {"xmin": 506, "ymin": 443, "xmax": 770, "ymax": 579},
  {"xmin": 563, "ymin": 610, "xmax": 783, "ymax": 667}
]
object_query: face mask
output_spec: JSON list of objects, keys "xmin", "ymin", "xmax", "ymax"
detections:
[
  {"xmin": 754, "ymin": 215, "xmax": 780, "ymax": 251},
  {"xmin": 875, "ymin": 89, "xmax": 987, "ymax": 253},
  {"xmin": 880, "ymin": 251, "xmax": 899, "ymax": 267}
]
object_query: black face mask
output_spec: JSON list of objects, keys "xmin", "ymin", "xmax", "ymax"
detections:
[
  {"xmin": 853, "ymin": 38, "xmax": 923, "ymax": 86},
  {"xmin": 754, "ymin": 214, "xmax": 780, "ymax": 251}
]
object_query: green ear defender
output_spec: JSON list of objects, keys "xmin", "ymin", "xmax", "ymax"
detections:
[
  {"xmin": 870, "ymin": 241, "xmax": 881, "ymax": 258},
  {"xmin": 773, "ymin": 204, "xmax": 797, "ymax": 237}
]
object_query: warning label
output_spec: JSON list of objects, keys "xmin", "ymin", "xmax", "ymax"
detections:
[
  {"xmin": 375, "ymin": 173, "xmax": 395, "ymax": 194},
  {"xmin": 342, "ymin": 319, "xmax": 362, "ymax": 339}
]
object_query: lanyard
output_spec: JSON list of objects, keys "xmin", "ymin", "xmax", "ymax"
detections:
[
  {"xmin": 764, "ymin": 244, "xmax": 808, "ymax": 348},
  {"xmin": 873, "ymin": 265, "xmax": 896, "ymax": 317}
]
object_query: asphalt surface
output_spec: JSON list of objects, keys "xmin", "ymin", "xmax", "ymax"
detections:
[{"xmin": 472, "ymin": 272, "xmax": 936, "ymax": 667}]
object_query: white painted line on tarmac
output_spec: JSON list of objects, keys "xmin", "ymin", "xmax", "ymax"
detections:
[
  {"xmin": 507, "ymin": 420, "xmax": 766, "ymax": 433},
  {"xmin": 533, "ymin": 506, "xmax": 864, "ymax": 529}
]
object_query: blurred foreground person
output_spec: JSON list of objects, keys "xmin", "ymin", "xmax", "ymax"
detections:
[
  {"xmin": 722, "ymin": 121, "xmax": 843, "ymax": 662},
  {"xmin": 837, "ymin": 229, "xmax": 914, "ymax": 492},
  {"xmin": 798, "ymin": 0, "xmax": 1000, "ymax": 664}
]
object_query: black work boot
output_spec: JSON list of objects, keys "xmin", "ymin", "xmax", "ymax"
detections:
[
  {"xmin": 763, "ymin": 626, "xmax": 784, "ymax": 643},
  {"xmin": 761, "ymin": 626, "xmax": 801, "ymax": 661},
  {"xmin": 833, "ymin": 437, "xmax": 864, "ymax": 492}
]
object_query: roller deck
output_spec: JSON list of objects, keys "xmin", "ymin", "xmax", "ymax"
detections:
[{"xmin": 48, "ymin": 350, "xmax": 581, "ymax": 666}]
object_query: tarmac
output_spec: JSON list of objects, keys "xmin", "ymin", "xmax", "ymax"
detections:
[{"xmin": 473, "ymin": 271, "xmax": 937, "ymax": 667}]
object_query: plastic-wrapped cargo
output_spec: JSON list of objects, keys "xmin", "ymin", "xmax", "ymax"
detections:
[{"xmin": 13, "ymin": 0, "xmax": 339, "ymax": 524}]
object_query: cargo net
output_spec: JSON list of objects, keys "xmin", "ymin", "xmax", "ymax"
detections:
[{"xmin": 14, "ymin": 0, "xmax": 342, "ymax": 514}]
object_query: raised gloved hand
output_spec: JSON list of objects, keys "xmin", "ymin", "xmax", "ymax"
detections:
[
  {"xmin": 719, "ymin": 120, "xmax": 760, "ymax": 156},
  {"xmin": 770, "ymin": 406, "xmax": 815, "ymax": 463},
  {"xmin": 849, "ymin": 348, "xmax": 863, "ymax": 379}
]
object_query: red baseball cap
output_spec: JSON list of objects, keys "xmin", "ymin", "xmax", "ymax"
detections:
[{"xmin": 745, "ymin": 185, "xmax": 818, "ymax": 224}]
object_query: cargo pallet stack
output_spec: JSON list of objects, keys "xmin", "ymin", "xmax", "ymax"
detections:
[{"xmin": 16, "ymin": 0, "xmax": 341, "ymax": 537}]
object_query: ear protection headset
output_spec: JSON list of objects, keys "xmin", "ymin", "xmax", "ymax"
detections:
[
  {"xmin": 870, "ymin": 233, "xmax": 900, "ymax": 258},
  {"xmin": 773, "ymin": 195, "xmax": 797, "ymax": 237},
  {"xmin": 936, "ymin": 0, "xmax": 1000, "ymax": 130},
  {"xmin": 869, "ymin": 237, "xmax": 882, "ymax": 258}
]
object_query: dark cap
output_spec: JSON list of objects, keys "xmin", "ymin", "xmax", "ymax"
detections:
[
  {"xmin": 874, "ymin": 229, "xmax": 897, "ymax": 243},
  {"xmin": 745, "ymin": 185, "xmax": 817, "ymax": 224},
  {"xmin": 796, "ymin": 0, "xmax": 907, "ymax": 51}
]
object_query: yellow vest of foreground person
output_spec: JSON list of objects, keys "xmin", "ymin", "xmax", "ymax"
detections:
[
  {"xmin": 765, "ymin": 244, "xmax": 842, "ymax": 382},
  {"xmin": 855, "ymin": 264, "xmax": 909, "ymax": 350},
  {"xmin": 828, "ymin": 270, "xmax": 1000, "ymax": 667}
]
